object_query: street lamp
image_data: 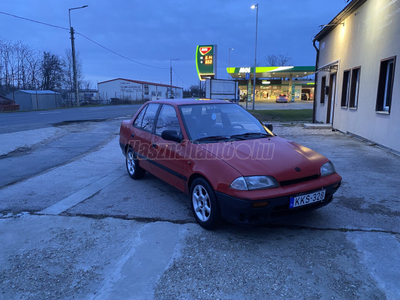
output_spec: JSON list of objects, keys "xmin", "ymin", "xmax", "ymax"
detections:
[
  {"xmin": 228, "ymin": 48, "xmax": 234, "ymax": 79},
  {"xmin": 251, "ymin": 4, "xmax": 258, "ymax": 110},
  {"xmin": 69, "ymin": 5, "xmax": 88, "ymax": 107},
  {"xmin": 170, "ymin": 58, "xmax": 179, "ymax": 98}
]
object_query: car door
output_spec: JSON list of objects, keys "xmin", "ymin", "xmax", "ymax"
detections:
[
  {"xmin": 130, "ymin": 103, "xmax": 160, "ymax": 172},
  {"xmin": 150, "ymin": 104, "xmax": 186, "ymax": 191}
]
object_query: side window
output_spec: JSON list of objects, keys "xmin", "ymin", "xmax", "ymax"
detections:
[
  {"xmin": 133, "ymin": 105, "xmax": 148, "ymax": 128},
  {"xmin": 142, "ymin": 103, "xmax": 160, "ymax": 132},
  {"xmin": 134, "ymin": 103, "xmax": 160, "ymax": 132},
  {"xmin": 376, "ymin": 57, "xmax": 396, "ymax": 113},
  {"xmin": 341, "ymin": 70, "xmax": 350, "ymax": 107},
  {"xmin": 349, "ymin": 67, "xmax": 361, "ymax": 109},
  {"xmin": 155, "ymin": 105, "xmax": 181, "ymax": 136}
]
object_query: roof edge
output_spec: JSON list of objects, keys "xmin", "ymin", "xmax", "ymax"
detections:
[
  {"xmin": 314, "ymin": 0, "xmax": 368, "ymax": 41},
  {"xmin": 97, "ymin": 78, "xmax": 182, "ymax": 89}
]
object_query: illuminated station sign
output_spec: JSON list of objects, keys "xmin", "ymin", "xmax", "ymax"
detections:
[{"xmin": 196, "ymin": 45, "xmax": 216, "ymax": 80}]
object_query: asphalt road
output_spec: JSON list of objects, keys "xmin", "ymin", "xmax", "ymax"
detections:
[
  {"xmin": 0, "ymin": 105, "xmax": 141, "ymax": 187},
  {"xmin": 0, "ymin": 104, "xmax": 141, "ymax": 134},
  {"xmin": 0, "ymin": 101, "xmax": 313, "ymax": 134},
  {"xmin": 0, "ymin": 120, "xmax": 122, "ymax": 188},
  {"xmin": 1, "ymin": 121, "xmax": 399, "ymax": 299}
]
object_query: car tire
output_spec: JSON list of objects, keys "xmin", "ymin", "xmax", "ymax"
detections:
[
  {"xmin": 126, "ymin": 147, "xmax": 145, "ymax": 179},
  {"xmin": 190, "ymin": 178, "xmax": 221, "ymax": 230}
]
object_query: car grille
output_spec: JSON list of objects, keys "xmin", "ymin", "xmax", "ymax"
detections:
[{"xmin": 279, "ymin": 174, "xmax": 320, "ymax": 187}]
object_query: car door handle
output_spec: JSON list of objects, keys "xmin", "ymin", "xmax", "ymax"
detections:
[{"xmin": 152, "ymin": 143, "xmax": 158, "ymax": 149}]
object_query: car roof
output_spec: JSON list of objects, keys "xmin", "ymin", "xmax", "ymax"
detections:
[{"xmin": 147, "ymin": 99, "xmax": 231, "ymax": 106}]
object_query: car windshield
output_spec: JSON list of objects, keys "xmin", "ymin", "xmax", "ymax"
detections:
[{"xmin": 179, "ymin": 103, "xmax": 273, "ymax": 142}]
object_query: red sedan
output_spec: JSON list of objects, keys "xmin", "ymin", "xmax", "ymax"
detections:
[{"xmin": 119, "ymin": 99, "xmax": 341, "ymax": 229}]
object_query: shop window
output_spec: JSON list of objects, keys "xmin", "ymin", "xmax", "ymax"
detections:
[
  {"xmin": 349, "ymin": 67, "xmax": 361, "ymax": 108},
  {"xmin": 320, "ymin": 76, "xmax": 326, "ymax": 104},
  {"xmin": 341, "ymin": 70, "xmax": 350, "ymax": 107},
  {"xmin": 376, "ymin": 57, "xmax": 396, "ymax": 113}
]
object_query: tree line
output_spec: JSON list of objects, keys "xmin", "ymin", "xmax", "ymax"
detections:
[{"xmin": 0, "ymin": 38, "xmax": 91, "ymax": 97}]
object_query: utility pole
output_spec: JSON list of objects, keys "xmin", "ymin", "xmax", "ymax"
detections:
[
  {"xmin": 169, "ymin": 58, "xmax": 179, "ymax": 98},
  {"xmin": 251, "ymin": 4, "xmax": 259, "ymax": 110},
  {"xmin": 70, "ymin": 27, "xmax": 79, "ymax": 106},
  {"xmin": 229, "ymin": 48, "xmax": 234, "ymax": 79},
  {"xmin": 69, "ymin": 5, "xmax": 88, "ymax": 107}
]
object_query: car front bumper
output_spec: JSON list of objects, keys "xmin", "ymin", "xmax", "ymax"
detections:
[{"xmin": 215, "ymin": 181, "xmax": 341, "ymax": 225}]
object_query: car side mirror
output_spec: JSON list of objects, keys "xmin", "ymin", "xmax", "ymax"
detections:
[
  {"xmin": 263, "ymin": 122, "xmax": 273, "ymax": 131},
  {"xmin": 161, "ymin": 130, "xmax": 183, "ymax": 143}
]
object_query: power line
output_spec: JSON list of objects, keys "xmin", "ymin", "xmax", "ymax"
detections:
[
  {"xmin": 76, "ymin": 32, "xmax": 168, "ymax": 70},
  {"xmin": 0, "ymin": 11, "xmax": 69, "ymax": 31},
  {"xmin": 0, "ymin": 10, "xmax": 168, "ymax": 70},
  {"xmin": 172, "ymin": 69, "xmax": 191, "ymax": 87}
]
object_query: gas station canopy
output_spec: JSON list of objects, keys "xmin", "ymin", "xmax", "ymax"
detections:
[{"xmin": 227, "ymin": 66, "xmax": 316, "ymax": 79}]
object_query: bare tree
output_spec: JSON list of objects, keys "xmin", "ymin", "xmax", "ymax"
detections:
[
  {"xmin": 80, "ymin": 80, "xmax": 94, "ymax": 90},
  {"xmin": 0, "ymin": 39, "xmax": 41, "ymax": 94},
  {"xmin": 0, "ymin": 38, "xmax": 87, "ymax": 97},
  {"xmin": 63, "ymin": 49, "xmax": 84, "ymax": 91},
  {"xmin": 40, "ymin": 51, "xmax": 65, "ymax": 90},
  {"xmin": 15, "ymin": 41, "xmax": 37, "ymax": 90},
  {"xmin": 25, "ymin": 52, "xmax": 41, "ymax": 90},
  {"xmin": 266, "ymin": 53, "xmax": 293, "ymax": 66},
  {"xmin": 266, "ymin": 54, "xmax": 278, "ymax": 66},
  {"xmin": 0, "ymin": 39, "xmax": 14, "ymax": 91}
]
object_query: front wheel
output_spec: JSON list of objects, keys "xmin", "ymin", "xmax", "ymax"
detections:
[
  {"xmin": 126, "ymin": 147, "xmax": 145, "ymax": 179},
  {"xmin": 190, "ymin": 178, "xmax": 221, "ymax": 230}
]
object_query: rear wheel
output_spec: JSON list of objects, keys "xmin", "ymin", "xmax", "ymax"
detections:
[
  {"xmin": 126, "ymin": 147, "xmax": 145, "ymax": 179},
  {"xmin": 190, "ymin": 178, "xmax": 221, "ymax": 230}
]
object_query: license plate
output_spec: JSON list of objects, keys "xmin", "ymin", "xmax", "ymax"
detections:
[{"xmin": 289, "ymin": 190, "xmax": 326, "ymax": 209}]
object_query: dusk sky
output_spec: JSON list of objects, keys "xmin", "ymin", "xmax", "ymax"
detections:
[{"xmin": 1, "ymin": 0, "xmax": 349, "ymax": 89}]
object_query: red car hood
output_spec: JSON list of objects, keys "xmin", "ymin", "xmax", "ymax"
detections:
[{"xmin": 197, "ymin": 136, "xmax": 328, "ymax": 182}]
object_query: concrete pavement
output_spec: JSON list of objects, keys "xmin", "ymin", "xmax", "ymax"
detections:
[
  {"xmin": 0, "ymin": 120, "xmax": 399, "ymax": 299},
  {"xmin": 0, "ymin": 127, "xmax": 64, "ymax": 157}
]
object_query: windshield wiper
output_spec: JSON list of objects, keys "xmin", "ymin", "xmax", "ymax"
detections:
[
  {"xmin": 229, "ymin": 132, "xmax": 273, "ymax": 140},
  {"xmin": 194, "ymin": 135, "xmax": 230, "ymax": 143}
]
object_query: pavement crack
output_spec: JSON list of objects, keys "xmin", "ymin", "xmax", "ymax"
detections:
[
  {"xmin": 0, "ymin": 146, "xmax": 33, "ymax": 159},
  {"xmin": 257, "ymin": 223, "xmax": 400, "ymax": 235},
  {"xmin": 60, "ymin": 212, "xmax": 196, "ymax": 225}
]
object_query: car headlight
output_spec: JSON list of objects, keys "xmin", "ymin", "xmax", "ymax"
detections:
[
  {"xmin": 230, "ymin": 176, "xmax": 279, "ymax": 191},
  {"xmin": 320, "ymin": 161, "xmax": 336, "ymax": 177}
]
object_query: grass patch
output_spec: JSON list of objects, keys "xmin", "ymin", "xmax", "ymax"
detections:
[{"xmin": 249, "ymin": 109, "xmax": 313, "ymax": 122}]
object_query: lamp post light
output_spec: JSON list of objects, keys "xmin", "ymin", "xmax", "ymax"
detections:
[
  {"xmin": 69, "ymin": 5, "xmax": 88, "ymax": 107},
  {"xmin": 228, "ymin": 48, "xmax": 234, "ymax": 79},
  {"xmin": 251, "ymin": 4, "xmax": 258, "ymax": 110},
  {"xmin": 170, "ymin": 58, "xmax": 179, "ymax": 98}
]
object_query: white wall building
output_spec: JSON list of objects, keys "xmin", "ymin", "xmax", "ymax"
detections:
[
  {"xmin": 313, "ymin": 0, "xmax": 399, "ymax": 153},
  {"xmin": 98, "ymin": 78, "xmax": 183, "ymax": 102}
]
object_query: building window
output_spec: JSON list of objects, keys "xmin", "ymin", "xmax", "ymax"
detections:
[
  {"xmin": 341, "ymin": 70, "xmax": 350, "ymax": 107},
  {"xmin": 320, "ymin": 76, "xmax": 326, "ymax": 104},
  {"xmin": 349, "ymin": 67, "xmax": 361, "ymax": 108},
  {"xmin": 376, "ymin": 57, "xmax": 396, "ymax": 113},
  {"xmin": 144, "ymin": 85, "xmax": 149, "ymax": 95}
]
